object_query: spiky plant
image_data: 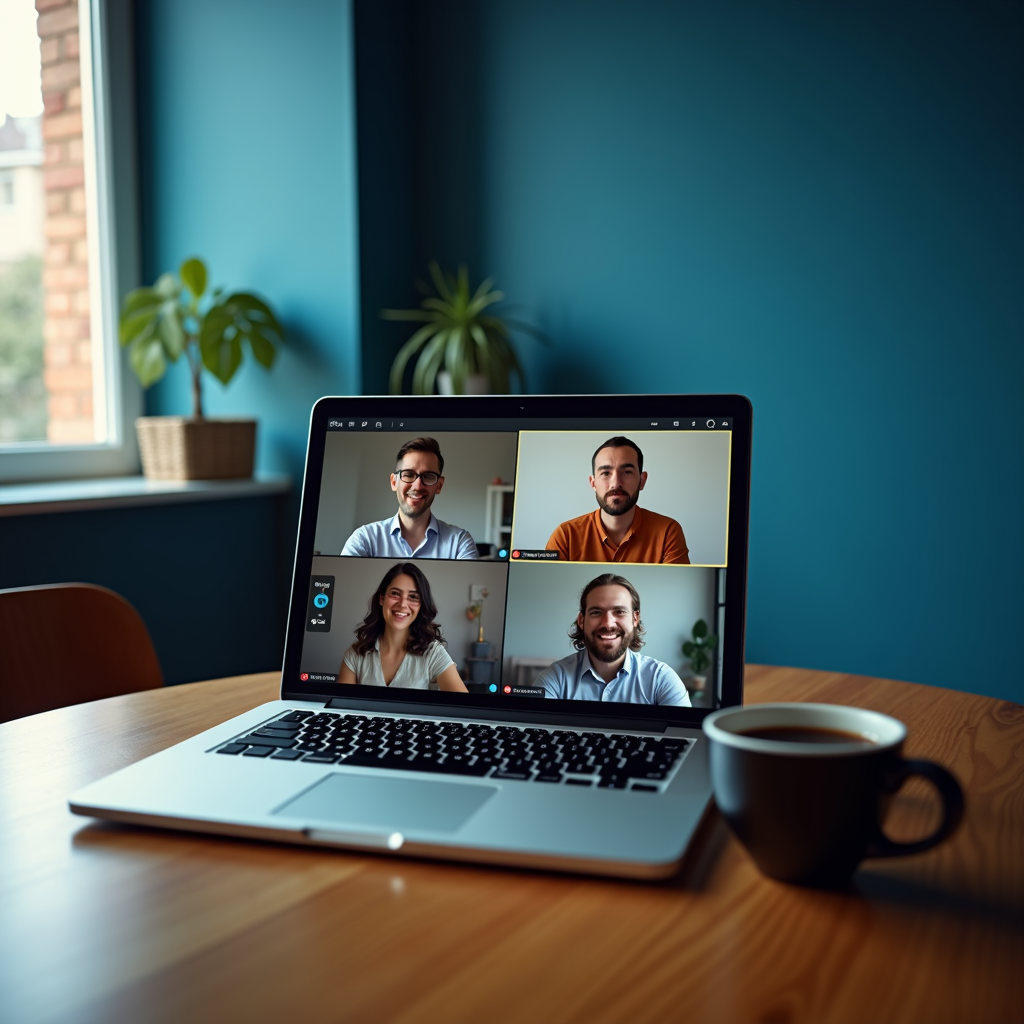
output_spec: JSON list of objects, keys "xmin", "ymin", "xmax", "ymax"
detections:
[{"xmin": 385, "ymin": 262, "xmax": 540, "ymax": 395}]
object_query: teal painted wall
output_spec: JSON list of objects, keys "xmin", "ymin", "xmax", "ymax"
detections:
[
  {"xmin": 357, "ymin": 1, "xmax": 1023, "ymax": 701},
  {"xmin": 137, "ymin": 0, "xmax": 361, "ymax": 491}
]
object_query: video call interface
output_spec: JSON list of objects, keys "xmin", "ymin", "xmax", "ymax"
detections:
[{"xmin": 300, "ymin": 415, "xmax": 733, "ymax": 710}]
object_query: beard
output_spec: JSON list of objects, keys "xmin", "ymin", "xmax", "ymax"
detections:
[
  {"xmin": 398, "ymin": 492, "xmax": 434, "ymax": 519},
  {"xmin": 584, "ymin": 626, "xmax": 633, "ymax": 663},
  {"xmin": 596, "ymin": 488, "xmax": 639, "ymax": 517}
]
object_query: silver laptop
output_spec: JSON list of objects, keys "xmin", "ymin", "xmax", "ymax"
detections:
[{"xmin": 70, "ymin": 394, "xmax": 752, "ymax": 879}]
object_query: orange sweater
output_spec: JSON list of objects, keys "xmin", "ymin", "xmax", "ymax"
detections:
[{"xmin": 545, "ymin": 506, "xmax": 690, "ymax": 564}]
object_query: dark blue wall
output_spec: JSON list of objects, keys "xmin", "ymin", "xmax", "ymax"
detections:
[
  {"xmin": 0, "ymin": 496, "xmax": 289, "ymax": 684},
  {"xmin": 356, "ymin": 0, "xmax": 1023, "ymax": 701}
]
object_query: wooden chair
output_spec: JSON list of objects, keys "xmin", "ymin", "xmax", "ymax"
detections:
[{"xmin": 0, "ymin": 583, "xmax": 163, "ymax": 724}]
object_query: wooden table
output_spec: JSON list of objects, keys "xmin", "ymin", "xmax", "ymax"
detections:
[{"xmin": 1, "ymin": 667, "xmax": 1021, "ymax": 1024}]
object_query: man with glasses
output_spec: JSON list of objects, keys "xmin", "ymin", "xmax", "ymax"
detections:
[{"xmin": 341, "ymin": 437, "xmax": 479, "ymax": 559}]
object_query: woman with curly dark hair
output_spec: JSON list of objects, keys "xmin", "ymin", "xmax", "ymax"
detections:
[{"xmin": 338, "ymin": 562, "xmax": 467, "ymax": 691}]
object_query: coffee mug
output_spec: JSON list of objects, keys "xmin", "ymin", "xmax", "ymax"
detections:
[{"xmin": 703, "ymin": 703, "xmax": 964, "ymax": 886}]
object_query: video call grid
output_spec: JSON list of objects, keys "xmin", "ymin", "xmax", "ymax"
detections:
[{"xmin": 302, "ymin": 423, "xmax": 732, "ymax": 708}]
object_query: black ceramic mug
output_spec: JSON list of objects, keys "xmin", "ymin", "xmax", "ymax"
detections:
[{"xmin": 702, "ymin": 703, "xmax": 964, "ymax": 886}]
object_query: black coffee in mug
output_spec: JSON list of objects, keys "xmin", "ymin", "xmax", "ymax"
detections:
[
  {"xmin": 739, "ymin": 725, "xmax": 874, "ymax": 746},
  {"xmin": 703, "ymin": 703, "xmax": 964, "ymax": 886}
]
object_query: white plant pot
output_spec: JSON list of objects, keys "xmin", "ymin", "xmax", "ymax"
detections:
[{"xmin": 437, "ymin": 371, "xmax": 490, "ymax": 396}]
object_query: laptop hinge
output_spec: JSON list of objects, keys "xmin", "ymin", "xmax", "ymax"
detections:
[{"xmin": 322, "ymin": 697, "xmax": 670, "ymax": 733}]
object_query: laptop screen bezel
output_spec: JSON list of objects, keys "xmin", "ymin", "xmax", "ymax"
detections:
[{"xmin": 280, "ymin": 393, "xmax": 751, "ymax": 727}]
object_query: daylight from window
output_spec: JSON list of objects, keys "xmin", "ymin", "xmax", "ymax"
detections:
[{"xmin": 0, "ymin": 0, "xmax": 94, "ymax": 444}]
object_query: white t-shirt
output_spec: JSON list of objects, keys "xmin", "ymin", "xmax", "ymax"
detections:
[{"xmin": 341, "ymin": 638, "xmax": 454, "ymax": 689}]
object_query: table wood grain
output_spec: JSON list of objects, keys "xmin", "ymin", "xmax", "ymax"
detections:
[{"xmin": 1, "ymin": 667, "xmax": 1021, "ymax": 1024}]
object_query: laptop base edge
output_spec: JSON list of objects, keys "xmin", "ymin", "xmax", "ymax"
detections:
[{"xmin": 68, "ymin": 801, "xmax": 709, "ymax": 881}]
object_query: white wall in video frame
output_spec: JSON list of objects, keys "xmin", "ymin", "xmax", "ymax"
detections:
[{"xmin": 511, "ymin": 430, "xmax": 730, "ymax": 565}]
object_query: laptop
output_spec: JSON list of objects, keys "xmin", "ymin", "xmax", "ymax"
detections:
[{"xmin": 70, "ymin": 393, "xmax": 752, "ymax": 879}]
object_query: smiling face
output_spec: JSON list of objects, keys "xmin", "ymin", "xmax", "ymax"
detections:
[
  {"xmin": 578, "ymin": 584, "xmax": 639, "ymax": 664},
  {"xmin": 391, "ymin": 450, "xmax": 444, "ymax": 520},
  {"xmin": 378, "ymin": 573, "xmax": 421, "ymax": 633},
  {"xmin": 590, "ymin": 446, "xmax": 647, "ymax": 517}
]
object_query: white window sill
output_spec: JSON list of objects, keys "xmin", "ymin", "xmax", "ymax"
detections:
[{"xmin": 0, "ymin": 473, "xmax": 291, "ymax": 517}]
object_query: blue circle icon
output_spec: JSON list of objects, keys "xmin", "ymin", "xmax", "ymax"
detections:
[
  {"xmin": 313, "ymin": 593, "xmax": 329, "ymax": 609},
  {"xmin": 488, "ymin": 683, "xmax": 497, "ymax": 692},
  {"xmin": 498, "ymin": 549, "xmax": 508, "ymax": 559}
]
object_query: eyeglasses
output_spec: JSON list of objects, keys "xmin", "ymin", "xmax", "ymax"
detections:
[{"xmin": 396, "ymin": 469, "xmax": 441, "ymax": 486}]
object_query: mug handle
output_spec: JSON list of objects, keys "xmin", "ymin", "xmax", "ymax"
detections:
[{"xmin": 865, "ymin": 759, "xmax": 965, "ymax": 858}]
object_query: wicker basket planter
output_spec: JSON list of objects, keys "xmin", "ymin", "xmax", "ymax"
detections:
[{"xmin": 136, "ymin": 417, "xmax": 256, "ymax": 480}]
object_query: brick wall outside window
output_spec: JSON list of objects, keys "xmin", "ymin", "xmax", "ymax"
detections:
[{"xmin": 37, "ymin": 0, "xmax": 93, "ymax": 443}]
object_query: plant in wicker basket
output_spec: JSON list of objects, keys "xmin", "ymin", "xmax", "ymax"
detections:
[{"xmin": 118, "ymin": 257, "xmax": 286, "ymax": 479}]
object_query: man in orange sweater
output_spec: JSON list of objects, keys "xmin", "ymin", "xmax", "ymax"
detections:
[{"xmin": 545, "ymin": 436, "xmax": 690, "ymax": 564}]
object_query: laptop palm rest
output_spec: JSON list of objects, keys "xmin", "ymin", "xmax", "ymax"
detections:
[{"xmin": 273, "ymin": 773, "xmax": 498, "ymax": 833}]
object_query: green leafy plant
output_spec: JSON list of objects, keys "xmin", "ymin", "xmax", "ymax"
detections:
[
  {"xmin": 683, "ymin": 619, "xmax": 718, "ymax": 676},
  {"xmin": 119, "ymin": 257, "xmax": 285, "ymax": 417},
  {"xmin": 384, "ymin": 261, "xmax": 544, "ymax": 395}
]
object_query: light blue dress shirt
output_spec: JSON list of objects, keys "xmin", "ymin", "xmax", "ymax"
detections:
[
  {"xmin": 537, "ymin": 648, "xmax": 691, "ymax": 706},
  {"xmin": 341, "ymin": 512, "xmax": 479, "ymax": 560}
]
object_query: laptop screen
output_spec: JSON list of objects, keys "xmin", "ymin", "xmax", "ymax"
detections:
[{"xmin": 283, "ymin": 394, "xmax": 751, "ymax": 724}]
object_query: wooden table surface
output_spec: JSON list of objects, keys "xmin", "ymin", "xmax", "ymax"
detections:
[{"xmin": 1, "ymin": 666, "xmax": 1021, "ymax": 1024}]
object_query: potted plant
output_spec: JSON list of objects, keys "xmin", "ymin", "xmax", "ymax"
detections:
[
  {"xmin": 384, "ymin": 261, "xmax": 544, "ymax": 395},
  {"xmin": 119, "ymin": 257, "xmax": 285, "ymax": 480},
  {"xmin": 683, "ymin": 618, "xmax": 718, "ymax": 700}
]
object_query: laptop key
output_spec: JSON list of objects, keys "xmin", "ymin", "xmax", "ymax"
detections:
[
  {"xmin": 342, "ymin": 752, "xmax": 416, "ymax": 770},
  {"xmin": 242, "ymin": 746, "xmax": 274, "ymax": 758},
  {"xmin": 302, "ymin": 753, "xmax": 340, "ymax": 764},
  {"xmin": 217, "ymin": 743, "xmax": 247, "ymax": 755},
  {"xmin": 241, "ymin": 735, "xmax": 297, "ymax": 748},
  {"xmin": 270, "ymin": 749, "xmax": 303, "ymax": 760},
  {"xmin": 339, "ymin": 751, "xmax": 491, "ymax": 777},
  {"xmin": 535, "ymin": 773, "xmax": 563, "ymax": 783},
  {"xmin": 493, "ymin": 770, "xmax": 532, "ymax": 781}
]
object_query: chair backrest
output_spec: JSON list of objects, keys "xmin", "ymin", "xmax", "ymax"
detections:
[{"xmin": 0, "ymin": 583, "xmax": 163, "ymax": 724}]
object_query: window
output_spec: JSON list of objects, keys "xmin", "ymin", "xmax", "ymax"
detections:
[{"xmin": 0, "ymin": 0, "xmax": 140, "ymax": 480}]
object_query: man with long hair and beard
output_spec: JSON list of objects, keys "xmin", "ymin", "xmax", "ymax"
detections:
[
  {"xmin": 546, "ymin": 436, "xmax": 689, "ymax": 563},
  {"xmin": 338, "ymin": 562, "xmax": 468, "ymax": 691},
  {"xmin": 536, "ymin": 573, "xmax": 690, "ymax": 705}
]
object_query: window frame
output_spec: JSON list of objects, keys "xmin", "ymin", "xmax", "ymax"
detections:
[{"xmin": 0, "ymin": 0, "xmax": 142, "ymax": 483}]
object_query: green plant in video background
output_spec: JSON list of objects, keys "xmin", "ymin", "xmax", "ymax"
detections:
[
  {"xmin": 119, "ymin": 257, "xmax": 285, "ymax": 417},
  {"xmin": 384, "ymin": 261, "xmax": 545, "ymax": 395},
  {"xmin": 683, "ymin": 619, "xmax": 718, "ymax": 676}
]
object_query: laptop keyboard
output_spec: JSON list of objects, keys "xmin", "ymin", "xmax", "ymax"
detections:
[{"xmin": 212, "ymin": 710, "xmax": 690, "ymax": 790}]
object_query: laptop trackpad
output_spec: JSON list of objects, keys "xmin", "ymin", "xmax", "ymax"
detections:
[{"xmin": 273, "ymin": 773, "xmax": 498, "ymax": 833}]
